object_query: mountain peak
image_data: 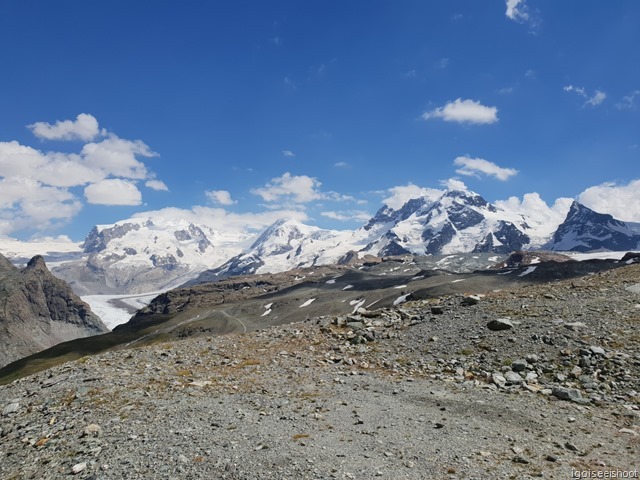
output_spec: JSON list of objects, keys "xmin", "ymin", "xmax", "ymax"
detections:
[{"xmin": 26, "ymin": 255, "xmax": 48, "ymax": 272}]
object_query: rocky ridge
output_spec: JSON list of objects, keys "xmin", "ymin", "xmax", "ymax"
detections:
[
  {"xmin": 1, "ymin": 260, "xmax": 638, "ymax": 479},
  {"xmin": 0, "ymin": 254, "xmax": 108, "ymax": 369}
]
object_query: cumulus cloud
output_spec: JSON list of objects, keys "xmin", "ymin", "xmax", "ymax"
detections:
[
  {"xmin": 145, "ymin": 179, "xmax": 169, "ymax": 191},
  {"xmin": 320, "ymin": 210, "xmax": 372, "ymax": 222},
  {"xmin": 441, "ymin": 178, "xmax": 469, "ymax": 191},
  {"xmin": 564, "ymin": 85, "xmax": 607, "ymax": 107},
  {"xmin": 422, "ymin": 99, "xmax": 498, "ymax": 125},
  {"xmin": 505, "ymin": 0, "xmax": 529, "ymax": 22},
  {"xmin": 453, "ymin": 156, "xmax": 518, "ymax": 181},
  {"xmin": 0, "ymin": 114, "xmax": 165, "ymax": 234},
  {"xmin": 206, "ymin": 189, "xmax": 237, "ymax": 206},
  {"xmin": 0, "ymin": 177, "xmax": 83, "ymax": 234},
  {"xmin": 382, "ymin": 184, "xmax": 443, "ymax": 210},
  {"xmin": 28, "ymin": 113, "xmax": 102, "ymax": 141},
  {"xmin": 495, "ymin": 193, "xmax": 572, "ymax": 237},
  {"xmin": 84, "ymin": 179, "xmax": 142, "ymax": 206},
  {"xmin": 577, "ymin": 180, "xmax": 640, "ymax": 222},
  {"xmin": 251, "ymin": 172, "xmax": 323, "ymax": 203}
]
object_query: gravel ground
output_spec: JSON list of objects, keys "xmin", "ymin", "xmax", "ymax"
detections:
[{"xmin": 1, "ymin": 263, "xmax": 639, "ymax": 479}]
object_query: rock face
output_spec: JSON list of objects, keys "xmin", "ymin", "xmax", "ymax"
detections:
[
  {"xmin": 0, "ymin": 254, "xmax": 107, "ymax": 368},
  {"xmin": 550, "ymin": 201, "xmax": 640, "ymax": 252}
]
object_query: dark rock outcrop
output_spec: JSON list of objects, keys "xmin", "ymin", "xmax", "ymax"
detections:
[{"xmin": 0, "ymin": 253, "xmax": 108, "ymax": 368}]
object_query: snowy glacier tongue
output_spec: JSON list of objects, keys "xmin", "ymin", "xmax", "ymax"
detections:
[{"xmin": 82, "ymin": 292, "xmax": 163, "ymax": 329}]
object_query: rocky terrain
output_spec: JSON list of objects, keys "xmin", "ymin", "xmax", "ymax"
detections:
[
  {"xmin": 1, "ymin": 256, "xmax": 638, "ymax": 479},
  {"xmin": 0, "ymin": 254, "xmax": 108, "ymax": 369}
]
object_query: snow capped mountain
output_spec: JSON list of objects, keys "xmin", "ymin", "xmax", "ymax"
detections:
[
  {"xmin": 549, "ymin": 201, "xmax": 640, "ymax": 252},
  {"xmin": 3, "ymin": 187, "xmax": 638, "ymax": 297},
  {"xmin": 187, "ymin": 219, "xmax": 353, "ymax": 284},
  {"xmin": 356, "ymin": 188, "xmax": 542, "ymax": 256},
  {"xmin": 52, "ymin": 216, "xmax": 250, "ymax": 294}
]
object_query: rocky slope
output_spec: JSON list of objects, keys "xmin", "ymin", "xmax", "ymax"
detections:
[
  {"xmin": 0, "ymin": 257, "xmax": 638, "ymax": 478},
  {"xmin": 0, "ymin": 254, "xmax": 107, "ymax": 369}
]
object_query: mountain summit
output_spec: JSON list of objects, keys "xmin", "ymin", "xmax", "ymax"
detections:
[
  {"xmin": 0, "ymin": 253, "xmax": 107, "ymax": 368},
  {"xmin": 550, "ymin": 201, "xmax": 640, "ymax": 252}
]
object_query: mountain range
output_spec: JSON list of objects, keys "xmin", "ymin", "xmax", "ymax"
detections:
[{"xmin": 2, "ymin": 187, "xmax": 639, "ymax": 296}]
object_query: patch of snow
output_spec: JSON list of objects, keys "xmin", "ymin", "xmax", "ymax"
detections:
[
  {"xmin": 566, "ymin": 251, "xmax": 639, "ymax": 261},
  {"xmin": 342, "ymin": 285, "xmax": 354, "ymax": 290},
  {"xmin": 393, "ymin": 293, "xmax": 411, "ymax": 306},
  {"xmin": 325, "ymin": 279, "xmax": 336, "ymax": 284},
  {"xmin": 263, "ymin": 303, "xmax": 273, "ymax": 310},
  {"xmin": 351, "ymin": 299, "xmax": 366, "ymax": 313},
  {"xmin": 349, "ymin": 299, "xmax": 364, "ymax": 306},
  {"xmin": 411, "ymin": 275, "xmax": 425, "ymax": 280},
  {"xmin": 518, "ymin": 266, "xmax": 537, "ymax": 277},
  {"xmin": 261, "ymin": 309, "xmax": 272, "ymax": 317},
  {"xmin": 82, "ymin": 291, "xmax": 163, "ymax": 329},
  {"xmin": 394, "ymin": 284, "xmax": 408, "ymax": 289},
  {"xmin": 450, "ymin": 279, "xmax": 465, "ymax": 283},
  {"xmin": 299, "ymin": 298, "xmax": 316, "ymax": 308}
]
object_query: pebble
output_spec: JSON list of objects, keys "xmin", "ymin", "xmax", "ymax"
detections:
[{"xmin": 487, "ymin": 318, "xmax": 514, "ymax": 331}]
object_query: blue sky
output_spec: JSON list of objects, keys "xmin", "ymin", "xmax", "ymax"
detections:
[{"xmin": 1, "ymin": 1, "xmax": 639, "ymax": 241}]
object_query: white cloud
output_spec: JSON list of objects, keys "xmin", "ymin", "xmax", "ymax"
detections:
[
  {"xmin": 334, "ymin": 161, "xmax": 349, "ymax": 168},
  {"xmin": 84, "ymin": 179, "xmax": 142, "ymax": 206},
  {"xmin": 321, "ymin": 210, "xmax": 372, "ymax": 222},
  {"xmin": 422, "ymin": 98, "xmax": 498, "ymax": 125},
  {"xmin": 28, "ymin": 113, "xmax": 102, "ymax": 141},
  {"xmin": 206, "ymin": 189, "xmax": 236, "ymax": 206},
  {"xmin": 0, "ymin": 115, "xmax": 166, "ymax": 234},
  {"xmin": 616, "ymin": 90, "xmax": 640, "ymax": 110},
  {"xmin": 577, "ymin": 180, "xmax": 640, "ymax": 222},
  {"xmin": 453, "ymin": 156, "xmax": 518, "ymax": 181},
  {"xmin": 441, "ymin": 178, "xmax": 469, "ymax": 191},
  {"xmin": 82, "ymin": 136, "xmax": 156, "ymax": 179},
  {"xmin": 0, "ymin": 177, "xmax": 82, "ymax": 234},
  {"xmin": 145, "ymin": 179, "xmax": 169, "ymax": 191},
  {"xmin": 564, "ymin": 85, "xmax": 607, "ymax": 107},
  {"xmin": 282, "ymin": 150, "xmax": 296, "ymax": 157},
  {"xmin": 383, "ymin": 184, "xmax": 443, "ymax": 210},
  {"xmin": 495, "ymin": 193, "xmax": 572, "ymax": 238},
  {"xmin": 505, "ymin": 0, "xmax": 529, "ymax": 22},
  {"xmin": 251, "ymin": 172, "xmax": 323, "ymax": 203}
]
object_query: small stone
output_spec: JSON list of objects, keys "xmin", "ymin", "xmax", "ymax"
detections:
[
  {"xmin": 71, "ymin": 462, "xmax": 87, "ymax": 474},
  {"xmin": 512, "ymin": 446, "xmax": 524, "ymax": 454},
  {"xmin": 511, "ymin": 360, "xmax": 528, "ymax": 372},
  {"xmin": 487, "ymin": 318, "xmax": 514, "ymax": 331},
  {"xmin": 512, "ymin": 455, "xmax": 529, "ymax": 464},
  {"xmin": 564, "ymin": 442, "xmax": 578, "ymax": 451},
  {"xmin": 546, "ymin": 454, "xmax": 558, "ymax": 462},
  {"xmin": 619, "ymin": 428, "xmax": 638, "ymax": 436},
  {"xmin": 2, "ymin": 402, "xmax": 19, "ymax": 416},
  {"xmin": 589, "ymin": 345, "xmax": 606, "ymax": 356},
  {"xmin": 552, "ymin": 387, "xmax": 587, "ymax": 403},
  {"xmin": 492, "ymin": 372, "xmax": 507, "ymax": 387},
  {"xmin": 461, "ymin": 295, "xmax": 481, "ymax": 306},
  {"xmin": 525, "ymin": 354, "xmax": 539, "ymax": 364},
  {"xmin": 504, "ymin": 371, "xmax": 523, "ymax": 384},
  {"xmin": 430, "ymin": 306, "xmax": 444, "ymax": 315},
  {"xmin": 83, "ymin": 424, "xmax": 102, "ymax": 438}
]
